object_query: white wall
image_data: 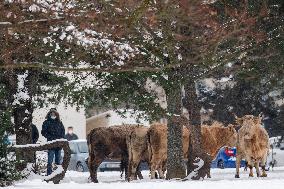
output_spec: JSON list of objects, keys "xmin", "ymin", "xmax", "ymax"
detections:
[{"xmin": 32, "ymin": 103, "xmax": 86, "ymax": 142}]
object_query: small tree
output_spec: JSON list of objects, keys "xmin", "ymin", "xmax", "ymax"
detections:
[{"xmin": 0, "ymin": 111, "xmax": 23, "ymax": 187}]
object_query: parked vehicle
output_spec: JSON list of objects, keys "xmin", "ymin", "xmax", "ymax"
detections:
[
  {"xmin": 211, "ymin": 147, "xmax": 246, "ymax": 169},
  {"xmin": 65, "ymin": 140, "xmax": 150, "ymax": 172},
  {"xmin": 267, "ymin": 137, "xmax": 284, "ymax": 168},
  {"xmin": 66, "ymin": 140, "xmax": 90, "ymax": 172}
]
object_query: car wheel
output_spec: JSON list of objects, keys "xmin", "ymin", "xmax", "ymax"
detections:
[
  {"xmin": 76, "ymin": 162, "xmax": 84, "ymax": 172},
  {"xmin": 217, "ymin": 160, "xmax": 224, "ymax": 169}
]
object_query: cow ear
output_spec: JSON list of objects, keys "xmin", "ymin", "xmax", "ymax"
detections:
[
  {"xmin": 228, "ymin": 124, "xmax": 234, "ymax": 131},
  {"xmin": 228, "ymin": 124, "xmax": 238, "ymax": 131},
  {"xmin": 235, "ymin": 117, "xmax": 243, "ymax": 126},
  {"xmin": 254, "ymin": 117, "xmax": 262, "ymax": 125}
]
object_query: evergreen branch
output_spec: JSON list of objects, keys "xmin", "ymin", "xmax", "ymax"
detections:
[{"xmin": 0, "ymin": 62, "xmax": 181, "ymax": 73}]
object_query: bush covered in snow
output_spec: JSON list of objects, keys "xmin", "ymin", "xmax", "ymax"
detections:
[{"xmin": 0, "ymin": 113, "xmax": 23, "ymax": 186}]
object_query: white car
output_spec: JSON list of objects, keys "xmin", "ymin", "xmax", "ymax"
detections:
[{"xmin": 267, "ymin": 137, "xmax": 284, "ymax": 168}]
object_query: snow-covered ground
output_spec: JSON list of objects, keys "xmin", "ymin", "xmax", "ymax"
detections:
[{"xmin": 6, "ymin": 167, "xmax": 284, "ymax": 189}]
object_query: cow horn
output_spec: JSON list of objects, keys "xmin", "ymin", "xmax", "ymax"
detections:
[
  {"xmin": 232, "ymin": 113, "xmax": 238, "ymax": 120},
  {"xmin": 259, "ymin": 112, "xmax": 263, "ymax": 119}
]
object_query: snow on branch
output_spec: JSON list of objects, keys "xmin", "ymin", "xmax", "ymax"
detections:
[
  {"xmin": 12, "ymin": 71, "xmax": 30, "ymax": 106},
  {"xmin": 12, "ymin": 139, "xmax": 71, "ymax": 184},
  {"xmin": 5, "ymin": 0, "xmax": 77, "ymax": 15},
  {"xmin": 43, "ymin": 23, "xmax": 141, "ymax": 67},
  {"xmin": 184, "ymin": 157, "xmax": 204, "ymax": 180}
]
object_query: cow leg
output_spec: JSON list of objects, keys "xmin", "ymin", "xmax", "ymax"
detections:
[
  {"xmin": 136, "ymin": 171, "xmax": 143, "ymax": 180},
  {"xmin": 131, "ymin": 155, "xmax": 143, "ymax": 181},
  {"xmin": 88, "ymin": 154, "xmax": 103, "ymax": 183},
  {"xmin": 129, "ymin": 161, "xmax": 139, "ymax": 181},
  {"xmin": 255, "ymin": 162, "xmax": 260, "ymax": 177},
  {"xmin": 136, "ymin": 162, "xmax": 143, "ymax": 180},
  {"xmin": 260, "ymin": 165, "xmax": 267, "ymax": 177},
  {"xmin": 122, "ymin": 153, "xmax": 129, "ymax": 181},
  {"xmin": 127, "ymin": 158, "xmax": 134, "ymax": 181},
  {"xmin": 135, "ymin": 170, "xmax": 143, "ymax": 180},
  {"xmin": 150, "ymin": 157, "xmax": 158, "ymax": 179},
  {"xmin": 260, "ymin": 155, "xmax": 268, "ymax": 177},
  {"xmin": 162, "ymin": 161, "xmax": 167, "ymax": 177},
  {"xmin": 235, "ymin": 154, "xmax": 241, "ymax": 178},
  {"xmin": 260, "ymin": 158, "xmax": 267, "ymax": 177},
  {"xmin": 88, "ymin": 151, "xmax": 96, "ymax": 182},
  {"xmin": 158, "ymin": 167, "xmax": 165, "ymax": 179},
  {"xmin": 150, "ymin": 163, "xmax": 157, "ymax": 179},
  {"xmin": 248, "ymin": 164, "xmax": 254, "ymax": 177},
  {"xmin": 206, "ymin": 169, "xmax": 211, "ymax": 178},
  {"xmin": 245, "ymin": 157, "xmax": 254, "ymax": 177},
  {"xmin": 158, "ymin": 161, "xmax": 165, "ymax": 179}
]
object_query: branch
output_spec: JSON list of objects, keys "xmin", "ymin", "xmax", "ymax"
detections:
[
  {"xmin": 12, "ymin": 139, "xmax": 71, "ymax": 184},
  {"xmin": 0, "ymin": 62, "xmax": 181, "ymax": 73}
]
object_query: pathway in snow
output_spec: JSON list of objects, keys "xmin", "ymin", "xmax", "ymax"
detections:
[{"xmin": 6, "ymin": 167, "xmax": 284, "ymax": 189}]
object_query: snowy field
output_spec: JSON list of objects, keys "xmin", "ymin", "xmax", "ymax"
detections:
[{"xmin": 5, "ymin": 167, "xmax": 284, "ymax": 189}]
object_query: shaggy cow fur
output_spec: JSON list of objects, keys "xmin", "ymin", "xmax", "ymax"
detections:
[
  {"xmin": 235, "ymin": 115, "xmax": 269, "ymax": 178},
  {"xmin": 126, "ymin": 126, "xmax": 149, "ymax": 181},
  {"xmin": 87, "ymin": 124, "xmax": 145, "ymax": 183},
  {"xmin": 148, "ymin": 122, "xmax": 237, "ymax": 179}
]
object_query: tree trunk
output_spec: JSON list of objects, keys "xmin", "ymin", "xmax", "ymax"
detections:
[
  {"xmin": 165, "ymin": 69, "xmax": 186, "ymax": 180},
  {"xmin": 14, "ymin": 99, "xmax": 34, "ymax": 162},
  {"xmin": 183, "ymin": 79, "xmax": 211, "ymax": 180},
  {"xmin": 4, "ymin": 70, "xmax": 36, "ymax": 163}
]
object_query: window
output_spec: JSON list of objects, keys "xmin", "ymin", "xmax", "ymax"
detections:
[
  {"xmin": 77, "ymin": 142, "xmax": 89, "ymax": 153},
  {"xmin": 69, "ymin": 143, "xmax": 77, "ymax": 154}
]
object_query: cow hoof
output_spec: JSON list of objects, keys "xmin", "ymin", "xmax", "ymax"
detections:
[
  {"xmin": 261, "ymin": 173, "xmax": 267, "ymax": 177},
  {"xmin": 235, "ymin": 175, "xmax": 240, "ymax": 178},
  {"xmin": 257, "ymin": 173, "xmax": 260, "ymax": 177},
  {"xmin": 249, "ymin": 174, "xmax": 254, "ymax": 177},
  {"xmin": 128, "ymin": 178, "xmax": 133, "ymax": 182}
]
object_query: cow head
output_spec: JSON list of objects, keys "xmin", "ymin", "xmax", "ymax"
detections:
[
  {"xmin": 226, "ymin": 124, "xmax": 238, "ymax": 147},
  {"xmin": 234, "ymin": 114, "xmax": 262, "ymax": 128}
]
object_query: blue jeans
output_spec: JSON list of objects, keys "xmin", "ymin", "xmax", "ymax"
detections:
[{"xmin": 47, "ymin": 148, "xmax": 62, "ymax": 175}]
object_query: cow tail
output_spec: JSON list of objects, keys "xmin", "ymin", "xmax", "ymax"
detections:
[
  {"xmin": 87, "ymin": 132, "xmax": 95, "ymax": 179},
  {"xmin": 147, "ymin": 129, "xmax": 153, "ymax": 165}
]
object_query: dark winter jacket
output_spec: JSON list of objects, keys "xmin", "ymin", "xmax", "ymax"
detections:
[
  {"xmin": 41, "ymin": 117, "xmax": 65, "ymax": 142},
  {"xmin": 31, "ymin": 124, "xmax": 39, "ymax": 144},
  {"xmin": 64, "ymin": 133, "xmax": 79, "ymax": 141}
]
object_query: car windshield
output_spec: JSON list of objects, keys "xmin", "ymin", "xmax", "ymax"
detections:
[
  {"xmin": 69, "ymin": 142, "xmax": 77, "ymax": 154},
  {"xmin": 77, "ymin": 142, "xmax": 88, "ymax": 153}
]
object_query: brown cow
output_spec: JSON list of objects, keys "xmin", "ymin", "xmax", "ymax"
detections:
[
  {"xmin": 202, "ymin": 123, "xmax": 237, "ymax": 159},
  {"xmin": 126, "ymin": 126, "xmax": 150, "ymax": 181},
  {"xmin": 234, "ymin": 115, "xmax": 269, "ymax": 178},
  {"xmin": 87, "ymin": 124, "xmax": 145, "ymax": 183},
  {"xmin": 148, "ymin": 122, "xmax": 237, "ymax": 179},
  {"xmin": 148, "ymin": 123, "xmax": 190, "ymax": 179}
]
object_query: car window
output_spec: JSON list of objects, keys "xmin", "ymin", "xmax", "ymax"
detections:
[
  {"xmin": 69, "ymin": 142, "xmax": 77, "ymax": 154},
  {"xmin": 77, "ymin": 142, "xmax": 88, "ymax": 153},
  {"xmin": 280, "ymin": 142, "xmax": 284, "ymax": 150}
]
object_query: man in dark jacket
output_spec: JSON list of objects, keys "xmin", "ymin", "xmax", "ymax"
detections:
[
  {"xmin": 41, "ymin": 108, "xmax": 65, "ymax": 175},
  {"xmin": 64, "ymin": 126, "xmax": 78, "ymax": 141}
]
